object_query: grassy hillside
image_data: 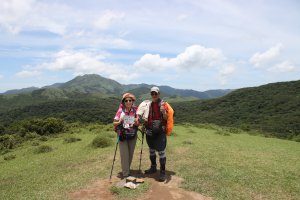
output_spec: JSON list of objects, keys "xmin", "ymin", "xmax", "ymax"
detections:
[
  {"xmin": 1, "ymin": 124, "xmax": 299, "ymax": 200},
  {"xmin": 173, "ymin": 80, "xmax": 300, "ymax": 139}
]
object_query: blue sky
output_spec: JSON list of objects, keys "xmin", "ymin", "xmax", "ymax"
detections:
[{"xmin": 0, "ymin": 0, "xmax": 299, "ymax": 93}]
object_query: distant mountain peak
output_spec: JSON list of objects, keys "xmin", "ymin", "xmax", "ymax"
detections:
[
  {"xmin": 60, "ymin": 74, "xmax": 124, "ymax": 94},
  {"xmin": 1, "ymin": 73, "xmax": 232, "ymax": 98}
]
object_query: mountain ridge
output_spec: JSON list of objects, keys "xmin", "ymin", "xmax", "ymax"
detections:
[
  {"xmin": 0, "ymin": 78, "xmax": 299, "ymax": 139},
  {"xmin": 2, "ymin": 74, "xmax": 232, "ymax": 99}
]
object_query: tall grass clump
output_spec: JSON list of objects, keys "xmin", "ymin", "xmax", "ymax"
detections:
[
  {"xmin": 34, "ymin": 145, "xmax": 53, "ymax": 154},
  {"xmin": 64, "ymin": 136, "xmax": 81, "ymax": 143},
  {"xmin": 91, "ymin": 135, "xmax": 112, "ymax": 148},
  {"xmin": 3, "ymin": 154, "xmax": 16, "ymax": 161}
]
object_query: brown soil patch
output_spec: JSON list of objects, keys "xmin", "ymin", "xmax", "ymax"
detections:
[{"xmin": 68, "ymin": 174, "xmax": 212, "ymax": 200}]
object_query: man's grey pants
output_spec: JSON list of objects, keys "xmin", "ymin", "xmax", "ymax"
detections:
[{"xmin": 119, "ymin": 136, "xmax": 137, "ymax": 177}]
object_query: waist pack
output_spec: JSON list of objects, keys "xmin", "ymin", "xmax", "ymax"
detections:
[
  {"xmin": 116, "ymin": 125, "xmax": 137, "ymax": 141},
  {"xmin": 146, "ymin": 120, "xmax": 163, "ymax": 137}
]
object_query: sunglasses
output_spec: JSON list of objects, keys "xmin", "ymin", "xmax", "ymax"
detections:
[
  {"xmin": 151, "ymin": 92, "xmax": 158, "ymax": 96},
  {"xmin": 124, "ymin": 99, "xmax": 132, "ymax": 103}
]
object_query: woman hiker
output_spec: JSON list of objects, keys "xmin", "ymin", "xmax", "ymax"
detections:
[{"xmin": 113, "ymin": 93, "xmax": 139, "ymax": 178}]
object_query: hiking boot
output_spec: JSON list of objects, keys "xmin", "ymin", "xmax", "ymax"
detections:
[
  {"xmin": 158, "ymin": 170, "xmax": 166, "ymax": 182},
  {"xmin": 144, "ymin": 165, "xmax": 157, "ymax": 174}
]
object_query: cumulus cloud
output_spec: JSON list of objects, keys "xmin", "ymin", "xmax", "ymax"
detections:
[
  {"xmin": 268, "ymin": 61, "xmax": 296, "ymax": 72},
  {"xmin": 0, "ymin": 0, "xmax": 67, "ymax": 34},
  {"xmin": 134, "ymin": 44, "xmax": 237, "ymax": 86},
  {"xmin": 249, "ymin": 44, "xmax": 297, "ymax": 73},
  {"xmin": 15, "ymin": 70, "xmax": 41, "ymax": 78},
  {"xmin": 249, "ymin": 43, "xmax": 282, "ymax": 67},
  {"xmin": 37, "ymin": 50, "xmax": 138, "ymax": 81},
  {"xmin": 93, "ymin": 10, "xmax": 125, "ymax": 30},
  {"xmin": 134, "ymin": 45, "xmax": 225, "ymax": 71}
]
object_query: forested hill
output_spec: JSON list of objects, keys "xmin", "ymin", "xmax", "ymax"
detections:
[
  {"xmin": 173, "ymin": 80, "xmax": 300, "ymax": 139},
  {"xmin": 0, "ymin": 78, "xmax": 299, "ymax": 140}
]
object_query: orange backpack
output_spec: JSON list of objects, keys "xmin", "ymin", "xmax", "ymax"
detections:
[{"xmin": 163, "ymin": 102, "xmax": 174, "ymax": 136}]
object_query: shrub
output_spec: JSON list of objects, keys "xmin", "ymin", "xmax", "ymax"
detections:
[
  {"xmin": 215, "ymin": 130, "xmax": 231, "ymax": 136},
  {"xmin": 182, "ymin": 140, "xmax": 193, "ymax": 145},
  {"xmin": 34, "ymin": 145, "xmax": 53, "ymax": 154},
  {"xmin": 0, "ymin": 125, "xmax": 5, "ymax": 135},
  {"xmin": 292, "ymin": 134, "xmax": 300, "ymax": 142},
  {"xmin": 226, "ymin": 127, "xmax": 242, "ymax": 134},
  {"xmin": 91, "ymin": 135, "xmax": 112, "ymax": 148},
  {"xmin": 239, "ymin": 123, "xmax": 251, "ymax": 131},
  {"xmin": 20, "ymin": 118, "xmax": 66, "ymax": 136},
  {"xmin": 4, "ymin": 154, "xmax": 16, "ymax": 161},
  {"xmin": 64, "ymin": 136, "xmax": 81, "ymax": 143},
  {"xmin": 38, "ymin": 117, "xmax": 65, "ymax": 135},
  {"xmin": 88, "ymin": 124, "xmax": 105, "ymax": 131},
  {"xmin": 0, "ymin": 134, "xmax": 23, "ymax": 150},
  {"xmin": 32, "ymin": 142, "xmax": 40, "ymax": 146},
  {"xmin": 105, "ymin": 125, "xmax": 114, "ymax": 131},
  {"xmin": 0, "ymin": 149, "xmax": 12, "ymax": 155},
  {"xmin": 107, "ymin": 132, "xmax": 116, "ymax": 138},
  {"xmin": 24, "ymin": 132, "xmax": 40, "ymax": 140},
  {"xmin": 39, "ymin": 136, "xmax": 48, "ymax": 141}
]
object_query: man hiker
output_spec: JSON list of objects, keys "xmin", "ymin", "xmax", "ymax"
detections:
[{"xmin": 137, "ymin": 86, "xmax": 174, "ymax": 182}]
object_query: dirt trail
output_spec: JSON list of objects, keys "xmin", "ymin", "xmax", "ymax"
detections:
[{"xmin": 68, "ymin": 174, "xmax": 212, "ymax": 200}]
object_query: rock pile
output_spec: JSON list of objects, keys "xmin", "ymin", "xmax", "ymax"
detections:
[{"xmin": 123, "ymin": 176, "xmax": 145, "ymax": 189}]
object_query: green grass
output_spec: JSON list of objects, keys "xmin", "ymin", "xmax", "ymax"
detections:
[
  {"xmin": 0, "ymin": 123, "xmax": 299, "ymax": 200},
  {"xmin": 168, "ymin": 125, "xmax": 300, "ymax": 200},
  {"xmin": 0, "ymin": 125, "xmax": 117, "ymax": 200}
]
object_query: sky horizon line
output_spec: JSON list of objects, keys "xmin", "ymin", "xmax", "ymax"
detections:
[{"xmin": 1, "ymin": 73, "xmax": 299, "ymax": 94}]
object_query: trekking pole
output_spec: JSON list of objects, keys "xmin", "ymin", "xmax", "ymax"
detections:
[
  {"xmin": 138, "ymin": 125, "xmax": 145, "ymax": 176},
  {"xmin": 109, "ymin": 137, "xmax": 119, "ymax": 183}
]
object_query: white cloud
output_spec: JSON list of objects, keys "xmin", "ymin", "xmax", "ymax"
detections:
[
  {"xmin": 134, "ymin": 45, "xmax": 237, "ymax": 86},
  {"xmin": 0, "ymin": 74, "xmax": 3, "ymax": 79},
  {"xmin": 268, "ymin": 61, "xmax": 296, "ymax": 73},
  {"xmin": 38, "ymin": 50, "xmax": 138, "ymax": 81},
  {"xmin": 0, "ymin": 1, "xmax": 126, "ymax": 36},
  {"xmin": 249, "ymin": 44, "xmax": 282, "ymax": 67},
  {"xmin": 249, "ymin": 44, "xmax": 297, "ymax": 73},
  {"xmin": 134, "ymin": 45, "xmax": 225, "ymax": 71},
  {"xmin": 218, "ymin": 64, "xmax": 236, "ymax": 85},
  {"xmin": 0, "ymin": 0, "xmax": 68, "ymax": 34},
  {"xmin": 15, "ymin": 70, "xmax": 41, "ymax": 78},
  {"xmin": 0, "ymin": 0, "xmax": 35, "ymax": 34},
  {"xmin": 177, "ymin": 14, "xmax": 188, "ymax": 21},
  {"xmin": 93, "ymin": 10, "xmax": 125, "ymax": 30},
  {"xmin": 0, "ymin": 2, "xmax": 130, "ymax": 51}
]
